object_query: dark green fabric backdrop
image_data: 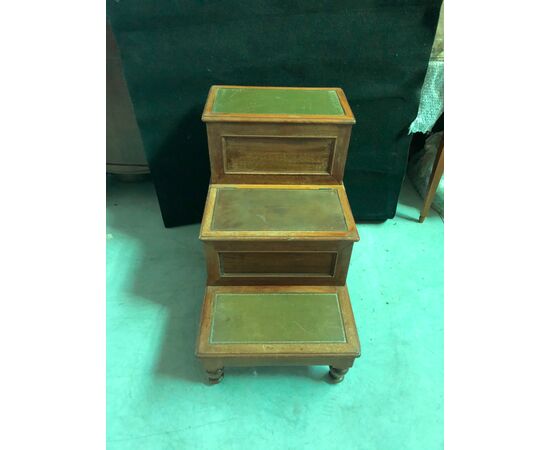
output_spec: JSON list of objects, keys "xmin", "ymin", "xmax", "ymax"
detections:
[{"xmin": 108, "ymin": 1, "xmax": 441, "ymax": 227}]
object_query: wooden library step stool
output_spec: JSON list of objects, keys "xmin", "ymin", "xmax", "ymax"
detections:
[{"xmin": 196, "ymin": 86, "xmax": 361, "ymax": 383}]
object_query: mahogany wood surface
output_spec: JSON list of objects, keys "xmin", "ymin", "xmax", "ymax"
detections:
[
  {"xmin": 202, "ymin": 86, "xmax": 354, "ymax": 184},
  {"xmin": 203, "ymin": 241, "xmax": 354, "ymax": 286},
  {"xmin": 196, "ymin": 85, "xmax": 361, "ymax": 382}
]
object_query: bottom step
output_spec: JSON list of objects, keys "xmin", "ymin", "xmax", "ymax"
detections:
[{"xmin": 196, "ymin": 285, "xmax": 361, "ymax": 383}]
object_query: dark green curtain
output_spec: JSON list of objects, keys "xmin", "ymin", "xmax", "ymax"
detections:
[{"xmin": 108, "ymin": 0, "xmax": 442, "ymax": 227}]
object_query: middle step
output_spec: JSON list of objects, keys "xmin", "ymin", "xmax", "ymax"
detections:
[{"xmin": 200, "ymin": 184, "xmax": 359, "ymax": 285}]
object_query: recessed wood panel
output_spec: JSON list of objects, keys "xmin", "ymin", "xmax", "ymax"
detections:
[
  {"xmin": 205, "ymin": 122, "xmax": 352, "ymax": 185},
  {"xmin": 222, "ymin": 136, "xmax": 335, "ymax": 175},
  {"xmin": 219, "ymin": 252, "xmax": 337, "ymax": 277}
]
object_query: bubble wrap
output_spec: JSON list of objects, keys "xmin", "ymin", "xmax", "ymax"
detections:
[{"xmin": 409, "ymin": 60, "xmax": 444, "ymax": 134}]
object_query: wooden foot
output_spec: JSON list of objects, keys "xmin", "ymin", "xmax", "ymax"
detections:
[
  {"xmin": 328, "ymin": 366, "xmax": 349, "ymax": 383},
  {"xmin": 206, "ymin": 368, "xmax": 224, "ymax": 384}
]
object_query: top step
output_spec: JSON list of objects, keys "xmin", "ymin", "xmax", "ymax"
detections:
[
  {"xmin": 202, "ymin": 86, "xmax": 355, "ymax": 185},
  {"xmin": 202, "ymin": 86, "xmax": 355, "ymax": 124}
]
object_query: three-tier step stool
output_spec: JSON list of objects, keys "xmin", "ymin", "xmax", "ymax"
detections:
[{"xmin": 196, "ymin": 86, "xmax": 361, "ymax": 384}]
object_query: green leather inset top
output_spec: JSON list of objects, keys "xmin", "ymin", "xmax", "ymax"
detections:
[
  {"xmin": 210, "ymin": 292, "xmax": 346, "ymax": 344},
  {"xmin": 211, "ymin": 188, "xmax": 348, "ymax": 232},
  {"xmin": 212, "ymin": 88, "xmax": 345, "ymax": 115}
]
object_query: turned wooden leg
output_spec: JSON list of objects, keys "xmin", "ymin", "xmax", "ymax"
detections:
[
  {"xmin": 206, "ymin": 367, "xmax": 224, "ymax": 384},
  {"xmin": 328, "ymin": 366, "xmax": 349, "ymax": 383},
  {"xmin": 419, "ymin": 136, "xmax": 444, "ymax": 223}
]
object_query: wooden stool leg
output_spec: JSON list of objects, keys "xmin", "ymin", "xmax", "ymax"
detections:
[
  {"xmin": 206, "ymin": 367, "xmax": 224, "ymax": 384},
  {"xmin": 328, "ymin": 366, "xmax": 349, "ymax": 383},
  {"xmin": 419, "ymin": 137, "xmax": 444, "ymax": 223}
]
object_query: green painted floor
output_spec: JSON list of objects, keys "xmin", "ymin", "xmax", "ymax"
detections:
[{"xmin": 107, "ymin": 176, "xmax": 443, "ymax": 450}]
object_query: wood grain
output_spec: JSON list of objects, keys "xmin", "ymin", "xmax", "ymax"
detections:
[
  {"xmin": 196, "ymin": 85, "xmax": 361, "ymax": 380},
  {"xmin": 223, "ymin": 135, "xmax": 335, "ymax": 175},
  {"xmin": 207, "ymin": 122, "xmax": 351, "ymax": 184},
  {"xmin": 202, "ymin": 86, "xmax": 354, "ymax": 184},
  {"xmin": 219, "ymin": 251, "xmax": 337, "ymax": 276},
  {"xmin": 204, "ymin": 241, "xmax": 353, "ymax": 285}
]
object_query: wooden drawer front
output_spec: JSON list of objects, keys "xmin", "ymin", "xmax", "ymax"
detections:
[
  {"xmin": 223, "ymin": 136, "xmax": 335, "ymax": 175},
  {"xmin": 219, "ymin": 251, "xmax": 337, "ymax": 277},
  {"xmin": 204, "ymin": 242, "xmax": 354, "ymax": 286},
  {"xmin": 206, "ymin": 122, "xmax": 351, "ymax": 184}
]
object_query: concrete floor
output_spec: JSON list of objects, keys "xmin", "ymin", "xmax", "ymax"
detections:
[{"xmin": 107, "ymin": 176, "xmax": 443, "ymax": 449}]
